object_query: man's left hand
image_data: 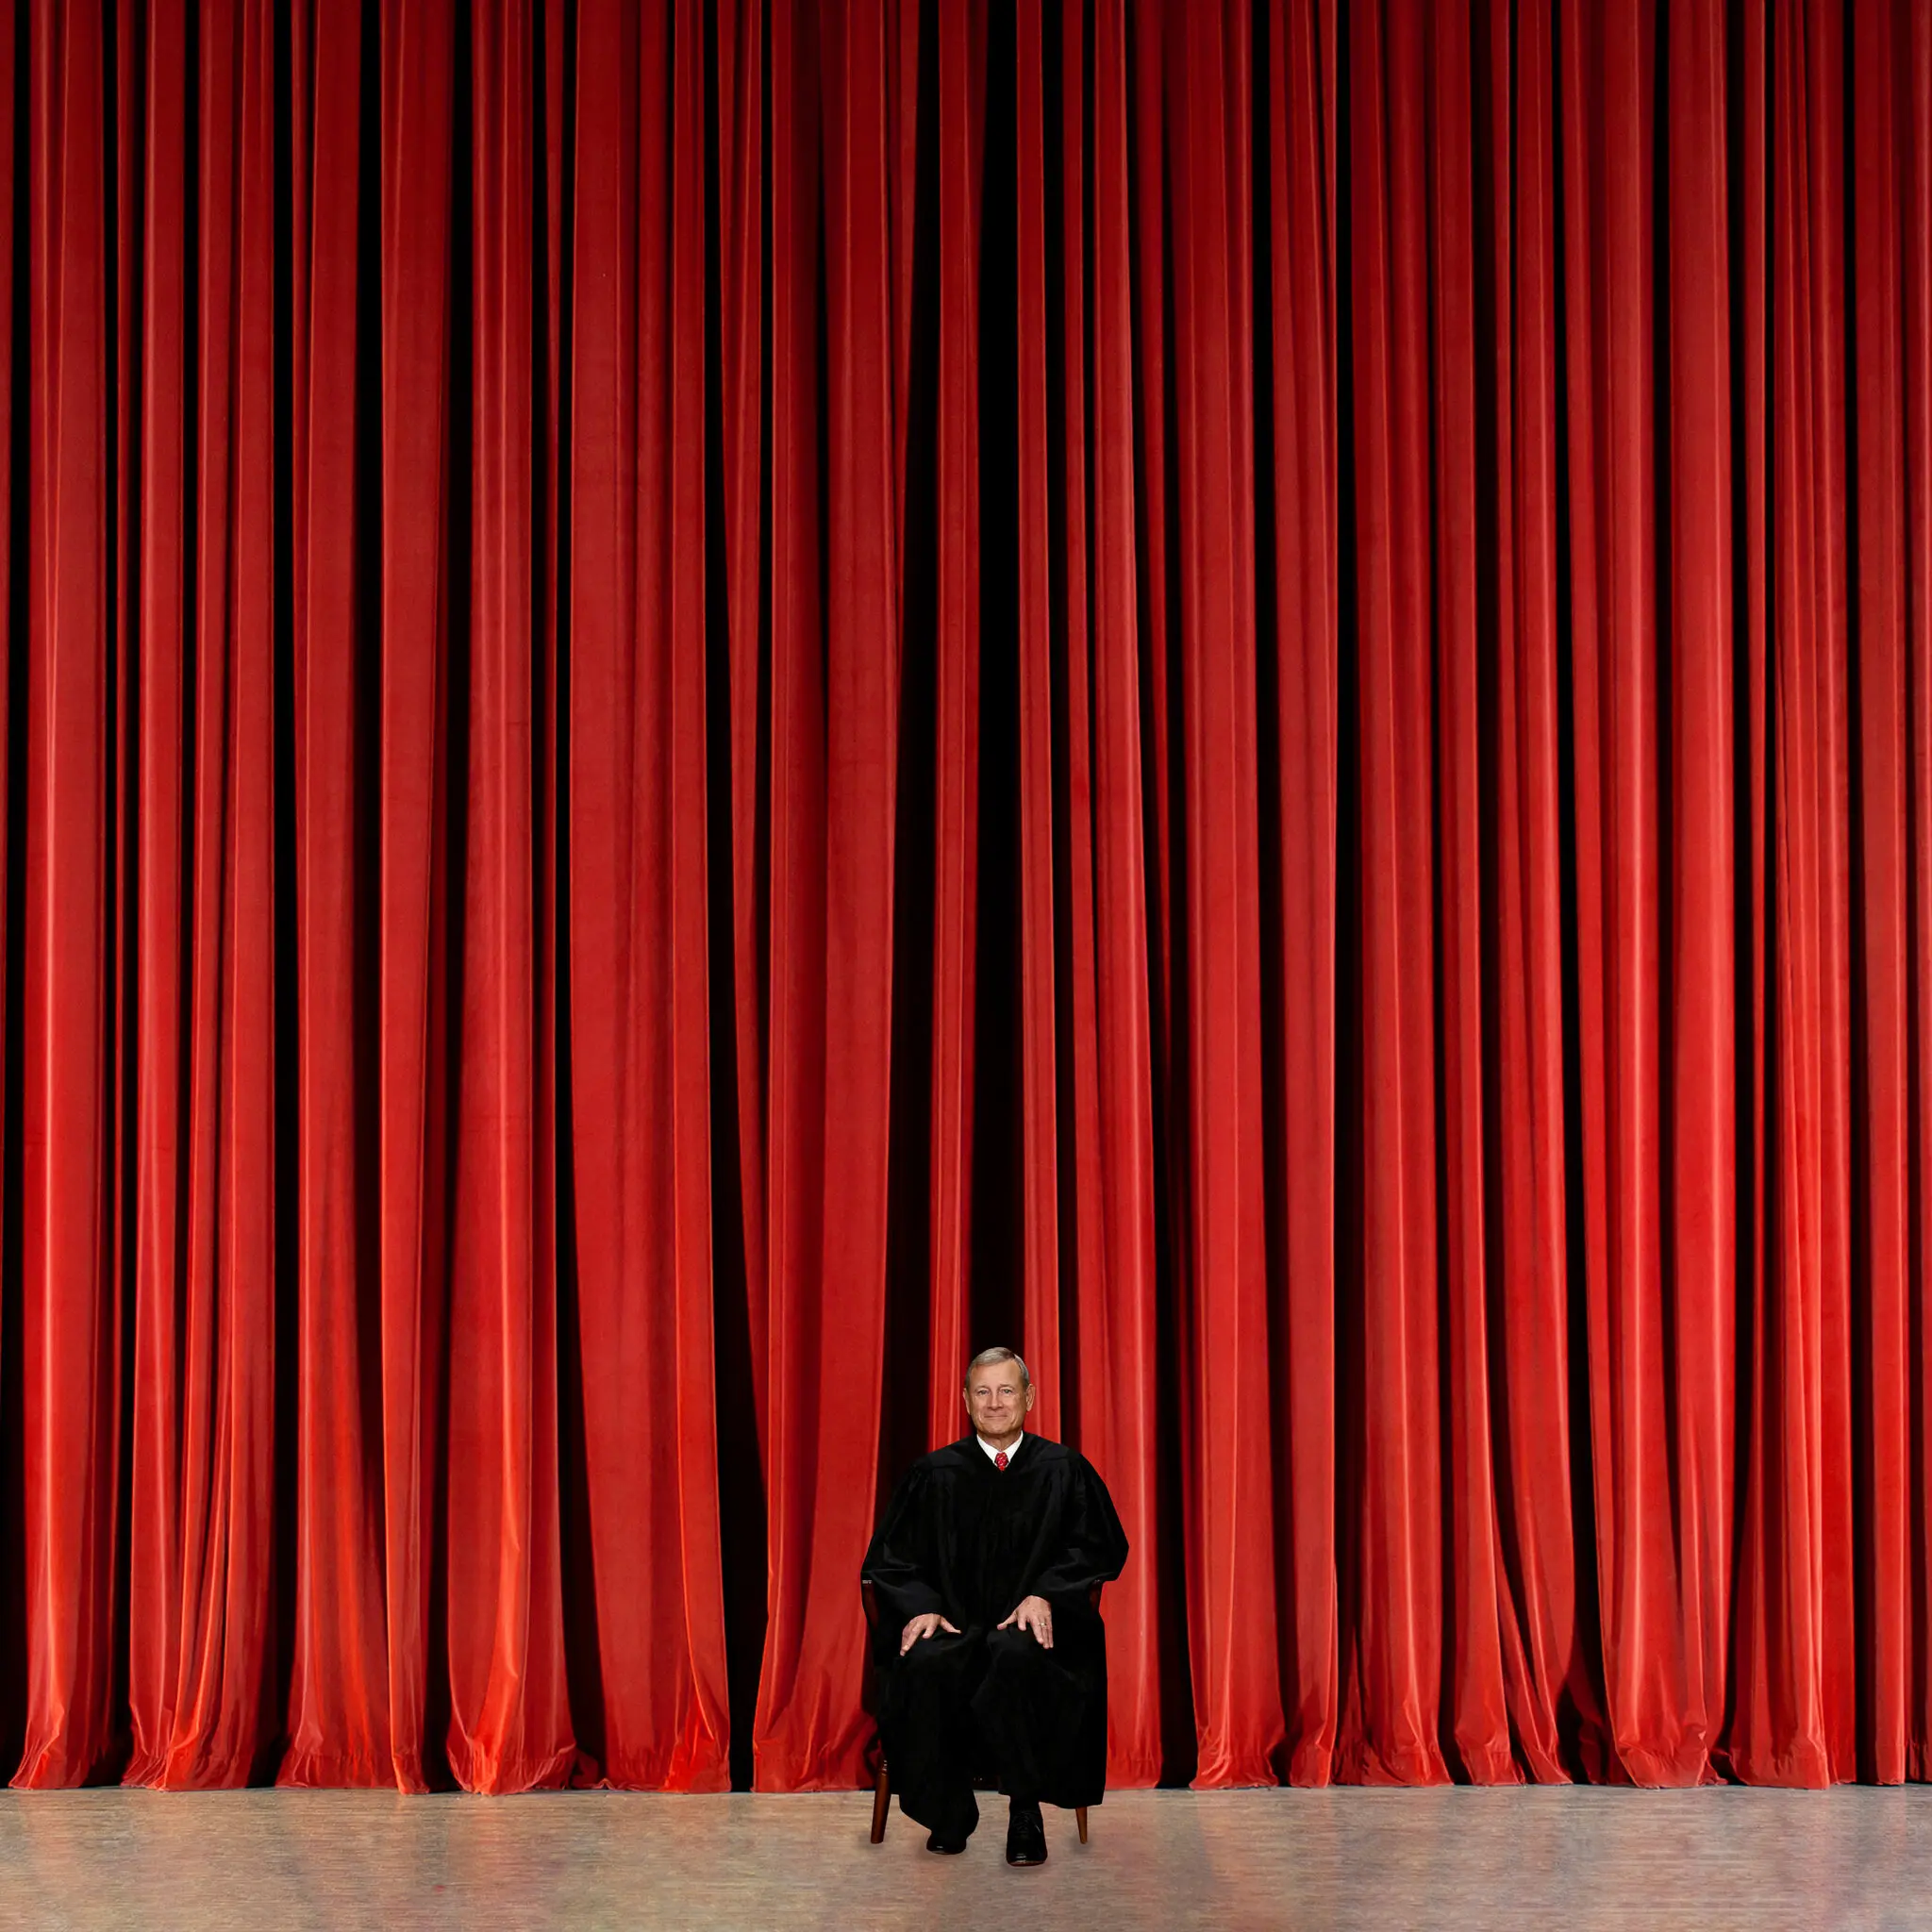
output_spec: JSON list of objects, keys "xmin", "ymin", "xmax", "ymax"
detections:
[{"xmin": 997, "ymin": 1594, "xmax": 1055, "ymax": 1649}]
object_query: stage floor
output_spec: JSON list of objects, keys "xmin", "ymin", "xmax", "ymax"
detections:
[{"xmin": 1, "ymin": 1783, "xmax": 1927, "ymax": 1929}]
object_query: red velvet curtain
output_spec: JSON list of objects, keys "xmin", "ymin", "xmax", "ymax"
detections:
[{"xmin": 0, "ymin": 0, "xmax": 1928, "ymax": 1795}]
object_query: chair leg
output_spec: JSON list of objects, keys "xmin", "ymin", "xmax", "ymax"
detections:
[
  {"xmin": 1075, "ymin": 1806, "xmax": 1089, "ymax": 1845},
  {"xmin": 871, "ymin": 1761, "xmax": 891, "ymax": 1844}
]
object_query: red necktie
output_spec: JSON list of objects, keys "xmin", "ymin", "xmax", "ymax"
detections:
[{"xmin": 994, "ymin": 1452, "xmax": 1008, "ymax": 1471}]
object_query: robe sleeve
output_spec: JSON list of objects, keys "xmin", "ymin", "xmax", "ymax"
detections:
[
  {"xmin": 1027, "ymin": 1455, "xmax": 1130, "ymax": 1611},
  {"xmin": 861, "ymin": 1460, "xmax": 947, "ymax": 1653}
]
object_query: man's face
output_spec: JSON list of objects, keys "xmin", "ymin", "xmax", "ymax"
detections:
[{"xmin": 963, "ymin": 1360, "xmax": 1035, "ymax": 1444}]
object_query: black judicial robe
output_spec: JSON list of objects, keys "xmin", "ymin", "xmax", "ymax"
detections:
[{"xmin": 861, "ymin": 1434, "xmax": 1129, "ymax": 1813}]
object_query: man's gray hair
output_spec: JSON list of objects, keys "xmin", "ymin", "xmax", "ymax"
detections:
[{"xmin": 964, "ymin": 1346, "xmax": 1031, "ymax": 1389}]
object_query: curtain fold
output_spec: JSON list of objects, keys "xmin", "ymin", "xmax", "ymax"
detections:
[
  {"xmin": 279, "ymin": 0, "xmax": 389, "ymax": 1792},
  {"xmin": 122, "ymin": 0, "xmax": 280, "ymax": 1793},
  {"xmin": 565, "ymin": 0, "xmax": 729, "ymax": 1792},
  {"xmin": 1557, "ymin": 0, "xmax": 1698, "ymax": 1788},
  {"xmin": 1478, "ymin": 0, "xmax": 1602, "ymax": 1787},
  {"xmin": 1262, "ymin": 0, "xmax": 1339, "ymax": 1791},
  {"xmin": 1068, "ymin": 0, "xmax": 1169, "ymax": 1790},
  {"xmin": 17, "ymin": 0, "xmax": 118, "ymax": 1791},
  {"xmin": 0, "ymin": 0, "xmax": 1929, "ymax": 1796}
]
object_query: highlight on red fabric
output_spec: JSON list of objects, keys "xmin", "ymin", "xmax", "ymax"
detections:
[{"xmin": 0, "ymin": 0, "xmax": 1929, "ymax": 1798}]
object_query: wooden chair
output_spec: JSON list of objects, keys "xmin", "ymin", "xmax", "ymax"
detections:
[{"xmin": 862, "ymin": 1579, "xmax": 1093, "ymax": 1846}]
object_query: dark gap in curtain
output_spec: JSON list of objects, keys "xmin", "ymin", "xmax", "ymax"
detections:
[
  {"xmin": 1547, "ymin": 4, "xmax": 1610, "ymax": 1783},
  {"xmin": 0, "ymin": 0, "xmax": 25, "ymax": 1779},
  {"xmin": 695, "ymin": 0, "xmax": 761, "ymax": 1798},
  {"xmin": 971, "ymin": 0, "xmax": 1024, "ymax": 1368},
  {"xmin": 553, "ymin": 0, "xmax": 604, "ymax": 1785},
  {"xmin": 270, "ymin": 0, "xmax": 305, "ymax": 1781},
  {"xmin": 712, "ymin": 0, "xmax": 775, "ymax": 1798},
  {"xmin": 878, "ymin": 0, "xmax": 941, "ymax": 1518}
]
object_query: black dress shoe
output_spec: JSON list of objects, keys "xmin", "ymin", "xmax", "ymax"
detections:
[
  {"xmin": 1006, "ymin": 1800, "xmax": 1048, "ymax": 1867},
  {"xmin": 925, "ymin": 1831, "xmax": 968, "ymax": 1855}
]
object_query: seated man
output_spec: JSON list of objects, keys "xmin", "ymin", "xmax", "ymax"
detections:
[{"xmin": 861, "ymin": 1347, "xmax": 1129, "ymax": 1866}]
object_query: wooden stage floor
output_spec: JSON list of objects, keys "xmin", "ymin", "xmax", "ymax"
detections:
[{"xmin": 2, "ymin": 1783, "xmax": 1927, "ymax": 1928}]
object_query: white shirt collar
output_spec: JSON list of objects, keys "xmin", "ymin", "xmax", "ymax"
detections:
[{"xmin": 977, "ymin": 1432, "xmax": 1024, "ymax": 1466}]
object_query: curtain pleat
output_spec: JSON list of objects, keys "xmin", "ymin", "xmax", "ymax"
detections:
[
  {"xmin": 1480, "ymin": 0, "xmax": 1606, "ymax": 1786},
  {"xmin": 1662, "ymin": 0, "xmax": 1738, "ymax": 1787},
  {"xmin": 1558, "ymin": 0, "xmax": 1698, "ymax": 1788},
  {"xmin": 924, "ymin": 0, "xmax": 983, "ymax": 1454},
  {"xmin": 279, "ymin": 0, "xmax": 390, "ymax": 1793},
  {"xmin": 17, "ymin": 0, "xmax": 118, "ymax": 1791},
  {"xmin": 375, "ymin": 0, "xmax": 455, "ymax": 1796},
  {"xmin": 1343, "ymin": 0, "xmax": 1443, "ymax": 1787},
  {"xmin": 1014, "ymin": 0, "xmax": 1058, "ymax": 1456},
  {"xmin": 121, "ymin": 0, "xmax": 280, "ymax": 1792},
  {"xmin": 0, "ymin": 0, "xmax": 1930, "ymax": 1797},
  {"xmin": 1168, "ymin": 0, "xmax": 1284, "ymax": 1791},
  {"xmin": 1263, "ymin": 0, "xmax": 1339, "ymax": 1791},
  {"xmin": 566, "ymin": 0, "xmax": 729, "ymax": 1792},
  {"xmin": 1076, "ymin": 0, "xmax": 1166, "ymax": 1790}
]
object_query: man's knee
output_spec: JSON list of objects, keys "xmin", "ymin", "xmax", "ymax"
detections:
[
  {"xmin": 985, "ymin": 1624, "xmax": 1051, "ymax": 1676},
  {"xmin": 893, "ymin": 1632, "xmax": 976, "ymax": 1709},
  {"xmin": 897, "ymin": 1631, "xmax": 968, "ymax": 1674}
]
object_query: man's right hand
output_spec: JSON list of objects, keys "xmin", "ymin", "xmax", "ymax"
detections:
[{"xmin": 899, "ymin": 1612, "xmax": 961, "ymax": 1655}]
